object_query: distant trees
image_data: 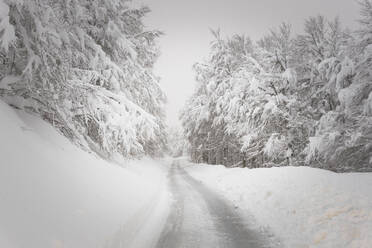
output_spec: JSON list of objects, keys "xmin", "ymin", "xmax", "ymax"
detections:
[
  {"xmin": 181, "ymin": 1, "xmax": 372, "ymax": 171},
  {"xmin": 0, "ymin": 0, "xmax": 166, "ymax": 158},
  {"xmin": 166, "ymin": 126, "xmax": 189, "ymax": 157}
]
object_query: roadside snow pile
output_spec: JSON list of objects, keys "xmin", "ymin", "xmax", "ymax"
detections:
[
  {"xmin": 185, "ymin": 161, "xmax": 372, "ymax": 248},
  {"xmin": 0, "ymin": 101, "xmax": 169, "ymax": 248}
]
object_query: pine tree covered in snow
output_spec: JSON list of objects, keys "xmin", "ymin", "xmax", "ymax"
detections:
[
  {"xmin": 0, "ymin": 0, "xmax": 166, "ymax": 158},
  {"xmin": 181, "ymin": 2, "xmax": 372, "ymax": 171}
]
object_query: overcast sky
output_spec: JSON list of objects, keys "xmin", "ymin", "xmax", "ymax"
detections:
[{"xmin": 141, "ymin": 0, "xmax": 361, "ymax": 126}]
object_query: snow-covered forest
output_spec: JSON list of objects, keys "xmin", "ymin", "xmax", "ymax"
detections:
[
  {"xmin": 181, "ymin": 1, "xmax": 372, "ymax": 172},
  {"xmin": 1, "ymin": 0, "xmax": 370, "ymax": 171},
  {"xmin": 0, "ymin": 0, "xmax": 167, "ymax": 158},
  {"xmin": 1, "ymin": 0, "xmax": 372, "ymax": 247}
]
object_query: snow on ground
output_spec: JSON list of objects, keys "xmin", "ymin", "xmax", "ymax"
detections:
[
  {"xmin": 184, "ymin": 159, "xmax": 372, "ymax": 248},
  {"xmin": 0, "ymin": 100, "xmax": 170, "ymax": 248}
]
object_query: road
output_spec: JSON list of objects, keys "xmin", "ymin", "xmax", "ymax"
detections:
[{"xmin": 156, "ymin": 160, "xmax": 274, "ymax": 248}]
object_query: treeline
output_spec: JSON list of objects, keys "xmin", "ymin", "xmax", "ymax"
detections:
[
  {"xmin": 181, "ymin": 1, "xmax": 372, "ymax": 172},
  {"xmin": 0, "ymin": 0, "xmax": 167, "ymax": 158},
  {"xmin": 166, "ymin": 126, "xmax": 190, "ymax": 157}
]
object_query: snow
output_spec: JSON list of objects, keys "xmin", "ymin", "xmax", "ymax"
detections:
[
  {"xmin": 185, "ymin": 159, "xmax": 372, "ymax": 248},
  {"xmin": 263, "ymin": 133, "xmax": 286, "ymax": 159},
  {"xmin": 338, "ymin": 82, "xmax": 370, "ymax": 111},
  {"xmin": 0, "ymin": 100, "xmax": 170, "ymax": 248},
  {"xmin": 364, "ymin": 91, "xmax": 372, "ymax": 115},
  {"xmin": 0, "ymin": 0, "xmax": 16, "ymax": 51},
  {"xmin": 262, "ymin": 99, "xmax": 279, "ymax": 119},
  {"xmin": 281, "ymin": 68, "xmax": 297, "ymax": 88}
]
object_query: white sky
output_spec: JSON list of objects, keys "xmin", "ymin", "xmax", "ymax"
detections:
[{"xmin": 141, "ymin": 0, "xmax": 360, "ymax": 126}]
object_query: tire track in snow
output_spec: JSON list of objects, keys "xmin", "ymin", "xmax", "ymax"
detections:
[{"xmin": 157, "ymin": 160, "xmax": 273, "ymax": 248}]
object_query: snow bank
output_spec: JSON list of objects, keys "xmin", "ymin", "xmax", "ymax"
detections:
[
  {"xmin": 185, "ymin": 160, "xmax": 372, "ymax": 248},
  {"xmin": 0, "ymin": 101, "xmax": 169, "ymax": 248}
]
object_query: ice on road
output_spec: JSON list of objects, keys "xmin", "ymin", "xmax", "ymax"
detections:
[{"xmin": 156, "ymin": 160, "xmax": 273, "ymax": 248}]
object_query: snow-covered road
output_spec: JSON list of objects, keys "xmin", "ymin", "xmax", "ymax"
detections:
[
  {"xmin": 156, "ymin": 160, "xmax": 272, "ymax": 248},
  {"xmin": 2, "ymin": 99, "xmax": 371, "ymax": 248}
]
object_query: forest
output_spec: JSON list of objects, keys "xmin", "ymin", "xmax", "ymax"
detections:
[
  {"xmin": 1, "ymin": 1, "xmax": 372, "ymax": 247},
  {"xmin": 0, "ymin": 0, "xmax": 371, "ymax": 172},
  {"xmin": 180, "ymin": 1, "xmax": 372, "ymax": 172}
]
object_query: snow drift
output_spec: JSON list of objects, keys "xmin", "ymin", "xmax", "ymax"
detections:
[
  {"xmin": 185, "ymin": 160, "xmax": 372, "ymax": 248},
  {"xmin": 0, "ymin": 100, "xmax": 169, "ymax": 248}
]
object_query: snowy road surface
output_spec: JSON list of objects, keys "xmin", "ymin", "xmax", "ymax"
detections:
[{"xmin": 156, "ymin": 160, "xmax": 272, "ymax": 248}]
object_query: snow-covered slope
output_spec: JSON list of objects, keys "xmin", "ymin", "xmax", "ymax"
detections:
[
  {"xmin": 185, "ymin": 160, "xmax": 372, "ymax": 248},
  {"xmin": 0, "ymin": 101, "xmax": 169, "ymax": 248}
]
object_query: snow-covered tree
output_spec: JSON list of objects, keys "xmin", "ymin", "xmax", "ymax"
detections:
[
  {"xmin": 0, "ymin": 0, "xmax": 166, "ymax": 158},
  {"xmin": 166, "ymin": 126, "xmax": 189, "ymax": 157},
  {"xmin": 306, "ymin": 1, "xmax": 372, "ymax": 171},
  {"xmin": 182, "ymin": 3, "xmax": 372, "ymax": 171},
  {"xmin": 181, "ymin": 31, "xmax": 248, "ymax": 166}
]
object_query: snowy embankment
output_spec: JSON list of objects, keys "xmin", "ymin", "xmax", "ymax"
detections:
[
  {"xmin": 0, "ymin": 101, "xmax": 170, "ymax": 248},
  {"xmin": 184, "ymin": 159, "xmax": 372, "ymax": 248}
]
